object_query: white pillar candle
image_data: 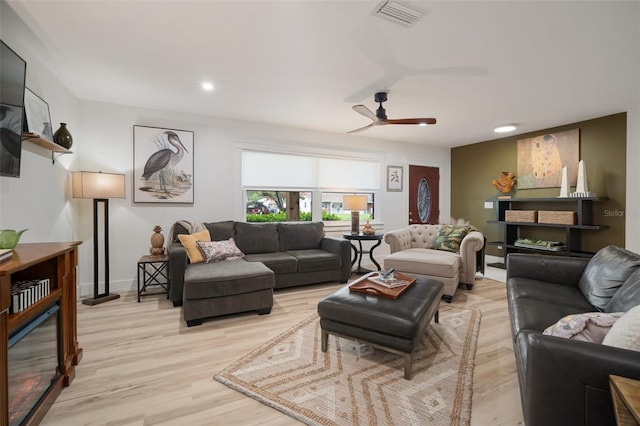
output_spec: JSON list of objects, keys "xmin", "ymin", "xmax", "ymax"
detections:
[
  {"xmin": 559, "ymin": 166, "xmax": 568, "ymax": 197},
  {"xmin": 576, "ymin": 160, "xmax": 588, "ymax": 193}
]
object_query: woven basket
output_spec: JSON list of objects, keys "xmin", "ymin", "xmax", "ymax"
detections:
[
  {"xmin": 538, "ymin": 210, "xmax": 577, "ymax": 225},
  {"xmin": 505, "ymin": 210, "xmax": 537, "ymax": 223}
]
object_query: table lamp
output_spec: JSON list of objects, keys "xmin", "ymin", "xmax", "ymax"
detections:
[
  {"xmin": 343, "ymin": 194, "xmax": 368, "ymax": 235},
  {"xmin": 72, "ymin": 171, "xmax": 126, "ymax": 305}
]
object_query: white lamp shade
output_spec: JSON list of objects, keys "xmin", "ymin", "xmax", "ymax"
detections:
[
  {"xmin": 72, "ymin": 171, "xmax": 126, "ymax": 199},
  {"xmin": 343, "ymin": 194, "xmax": 367, "ymax": 211}
]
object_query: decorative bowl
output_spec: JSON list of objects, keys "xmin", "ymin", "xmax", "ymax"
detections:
[{"xmin": 0, "ymin": 229, "xmax": 27, "ymax": 249}]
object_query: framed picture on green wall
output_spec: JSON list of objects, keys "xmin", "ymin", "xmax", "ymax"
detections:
[{"xmin": 517, "ymin": 128, "xmax": 579, "ymax": 189}]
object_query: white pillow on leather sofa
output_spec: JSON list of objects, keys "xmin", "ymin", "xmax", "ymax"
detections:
[{"xmin": 602, "ymin": 304, "xmax": 640, "ymax": 351}]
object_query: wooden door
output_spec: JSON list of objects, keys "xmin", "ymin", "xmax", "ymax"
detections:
[{"xmin": 408, "ymin": 165, "xmax": 440, "ymax": 224}]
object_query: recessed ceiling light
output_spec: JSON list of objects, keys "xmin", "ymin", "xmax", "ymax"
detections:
[
  {"xmin": 419, "ymin": 122, "xmax": 427, "ymax": 127},
  {"xmin": 201, "ymin": 81, "xmax": 214, "ymax": 92},
  {"xmin": 494, "ymin": 124, "xmax": 516, "ymax": 133}
]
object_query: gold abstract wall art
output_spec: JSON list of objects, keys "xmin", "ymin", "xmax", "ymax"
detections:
[{"xmin": 517, "ymin": 128, "xmax": 579, "ymax": 189}]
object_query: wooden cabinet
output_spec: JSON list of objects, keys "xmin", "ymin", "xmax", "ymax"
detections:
[
  {"xmin": 0, "ymin": 242, "xmax": 82, "ymax": 426},
  {"xmin": 487, "ymin": 197, "xmax": 608, "ymax": 267}
]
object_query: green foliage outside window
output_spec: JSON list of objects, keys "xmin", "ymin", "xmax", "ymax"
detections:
[{"xmin": 247, "ymin": 211, "xmax": 341, "ymax": 222}]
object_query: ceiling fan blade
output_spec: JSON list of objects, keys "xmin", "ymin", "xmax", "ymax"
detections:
[
  {"xmin": 347, "ymin": 122, "xmax": 379, "ymax": 134},
  {"xmin": 386, "ymin": 118, "xmax": 437, "ymax": 125},
  {"xmin": 352, "ymin": 104, "xmax": 378, "ymax": 121}
]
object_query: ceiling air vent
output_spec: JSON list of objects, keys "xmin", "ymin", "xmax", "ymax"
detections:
[{"xmin": 373, "ymin": 0, "xmax": 424, "ymax": 27}]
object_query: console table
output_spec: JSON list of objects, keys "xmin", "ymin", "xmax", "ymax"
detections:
[
  {"xmin": 342, "ymin": 232, "xmax": 383, "ymax": 274},
  {"xmin": 0, "ymin": 242, "xmax": 82, "ymax": 426}
]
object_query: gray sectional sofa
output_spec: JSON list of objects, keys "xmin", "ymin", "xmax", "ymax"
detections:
[{"xmin": 169, "ymin": 220, "xmax": 351, "ymax": 326}]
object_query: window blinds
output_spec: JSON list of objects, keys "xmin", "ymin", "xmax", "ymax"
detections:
[{"xmin": 242, "ymin": 151, "xmax": 381, "ymax": 191}]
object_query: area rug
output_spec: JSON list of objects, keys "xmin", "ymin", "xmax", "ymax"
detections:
[{"xmin": 215, "ymin": 305, "xmax": 481, "ymax": 425}]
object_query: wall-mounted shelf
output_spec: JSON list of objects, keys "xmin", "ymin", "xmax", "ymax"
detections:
[
  {"xmin": 486, "ymin": 196, "xmax": 609, "ymax": 268},
  {"xmin": 22, "ymin": 132, "xmax": 72, "ymax": 164}
]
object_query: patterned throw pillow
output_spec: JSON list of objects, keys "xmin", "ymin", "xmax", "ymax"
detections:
[
  {"xmin": 431, "ymin": 225, "xmax": 470, "ymax": 253},
  {"xmin": 196, "ymin": 238, "xmax": 244, "ymax": 263},
  {"xmin": 543, "ymin": 312, "xmax": 623, "ymax": 343}
]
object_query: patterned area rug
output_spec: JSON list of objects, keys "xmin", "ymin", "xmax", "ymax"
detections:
[{"xmin": 215, "ymin": 305, "xmax": 481, "ymax": 425}]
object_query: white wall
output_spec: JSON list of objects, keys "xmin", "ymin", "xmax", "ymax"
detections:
[
  {"xmin": 0, "ymin": 1, "xmax": 79, "ymax": 246},
  {"xmin": 626, "ymin": 112, "xmax": 640, "ymax": 253},
  {"xmin": 2, "ymin": 0, "xmax": 451, "ymax": 297},
  {"xmin": 72, "ymin": 100, "xmax": 450, "ymax": 295},
  {"xmin": 625, "ymin": 4, "xmax": 640, "ymax": 252}
]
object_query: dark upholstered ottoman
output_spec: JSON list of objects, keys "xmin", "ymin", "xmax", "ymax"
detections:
[
  {"xmin": 183, "ymin": 260, "xmax": 274, "ymax": 327},
  {"xmin": 317, "ymin": 277, "xmax": 444, "ymax": 379}
]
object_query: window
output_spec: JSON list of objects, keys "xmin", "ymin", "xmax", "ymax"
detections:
[
  {"xmin": 321, "ymin": 192, "xmax": 374, "ymax": 221},
  {"xmin": 241, "ymin": 150, "xmax": 381, "ymax": 222},
  {"xmin": 246, "ymin": 190, "xmax": 313, "ymax": 222}
]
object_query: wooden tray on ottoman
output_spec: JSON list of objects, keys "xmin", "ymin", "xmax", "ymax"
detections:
[{"xmin": 349, "ymin": 272, "xmax": 416, "ymax": 299}]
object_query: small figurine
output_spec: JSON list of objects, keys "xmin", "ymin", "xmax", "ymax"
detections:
[
  {"xmin": 492, "ymin": 171, "xmax": 516, "ymax": 193},
  {"xmin": 362, "ymin": 221, "xmax": 376, "ymax": 235},
  {"xmin": 150, "ymin": 225, "xmax": 165, "ymax": 255}
]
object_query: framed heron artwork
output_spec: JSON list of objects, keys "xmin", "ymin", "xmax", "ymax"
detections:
[{"xmin": 133, "ymin": 125, "xmax": 194, "ymax": 203}]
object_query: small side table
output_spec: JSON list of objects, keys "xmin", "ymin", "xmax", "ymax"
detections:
[
  {"xmin": 342, "ymin": 232, "xmax": 383, "ymax": 274},
  {"xmin": 137, "ymin": 254, "xmax": 169, "ymax": 302},
  {"xmin": 610, "ymin": 375, "xmax": 640, "ymax": 425}
]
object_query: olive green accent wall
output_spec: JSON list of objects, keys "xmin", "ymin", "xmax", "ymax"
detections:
[{"xmin": 451, "ymin": 113, "xmax": 626, "ymax": 257}]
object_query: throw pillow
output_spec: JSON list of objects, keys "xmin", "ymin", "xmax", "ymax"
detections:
[
  {"xmin": 543, "ymin": 312, "xmax": 623, "ymax": 343},
  {"xmin": 578, "ymin": 245, "xmax": 640, "ymax": 310},
  {"xmin": 431, "ymin": 225, "xmax": 470, "ymax": 253},
  {"xmin": 235, "ymin": 222, "xmax": 279, "ymax": 254},
  {"xmin": 196, "ymin": 238, "xmax": 244, "ymax": 263},
  {"xmin": 177, "ymin": 229, "xmax": 211, "ymax": 264},
  {"xmin": 606, "ymin": 267, "xmax": 640, "ymax": 312},
  {"xmin": 602, "ymin": 304, "xmax": 640, "ymax": 351}
]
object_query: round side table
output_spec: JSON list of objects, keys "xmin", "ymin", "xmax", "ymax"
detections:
[{"xmin": 342, "ymin": 232, "xmax": 383, "ymax": 274}]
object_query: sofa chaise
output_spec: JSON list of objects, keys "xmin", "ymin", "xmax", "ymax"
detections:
[
  {"xmin": 383, "ymin": 224, "xmax": 485, "ymax": 301},
  {"xmin": 169, "ymin": 220, "xmax": 351, "ymax": 326},
  {"xmin": 507, "ymin": 246, "xmax": 640, "ymax": 426}
]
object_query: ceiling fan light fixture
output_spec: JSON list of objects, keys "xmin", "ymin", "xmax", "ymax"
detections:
[
  {"xmin": 348, "ymin": 93, "xmax": 436, "ymax": 134},
  {"xmin": 494, "ymin": 124, "xmax": 517, "ymax": 133}
]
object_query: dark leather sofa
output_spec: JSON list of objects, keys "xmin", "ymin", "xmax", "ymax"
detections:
[
  {"xmin": 169, "ymin": 220, "xmax": 351, "ymax": 326},
  {"xmin": 506, "ymin": 246, "xmax": 640, "ymax": 426}
]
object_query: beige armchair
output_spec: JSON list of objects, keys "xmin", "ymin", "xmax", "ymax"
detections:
[{"xmin": 383, "ymin": 224, "xmax": 485, "ymax": 302}]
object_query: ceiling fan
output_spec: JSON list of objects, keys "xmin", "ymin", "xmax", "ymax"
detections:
[{"xmin": 347, "ymin": 92, "xmax": 436, "ymax": 134}]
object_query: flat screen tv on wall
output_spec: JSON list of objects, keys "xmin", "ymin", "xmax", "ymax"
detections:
[{"xmin": 0, "ymin": 39, "xmax": 27, "ymax": 178}]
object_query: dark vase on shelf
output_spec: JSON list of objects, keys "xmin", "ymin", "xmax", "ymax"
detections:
[{"xmin": 53, "ymin": 122, "xmax": 73, "ymax": 149}]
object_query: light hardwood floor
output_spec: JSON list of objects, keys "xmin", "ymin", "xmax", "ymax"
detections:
[{"xmin": 42, "ymin": 267, "xmax": 524, "ymax": 425}]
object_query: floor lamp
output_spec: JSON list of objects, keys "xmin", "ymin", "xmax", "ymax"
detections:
[
  {"xmin": 72, "ymin": 171, "xmax": 126, "ymax": 306},
  {"xmin": 343, "ymin": 194, "xmax": 368, "ymax": 235}
]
